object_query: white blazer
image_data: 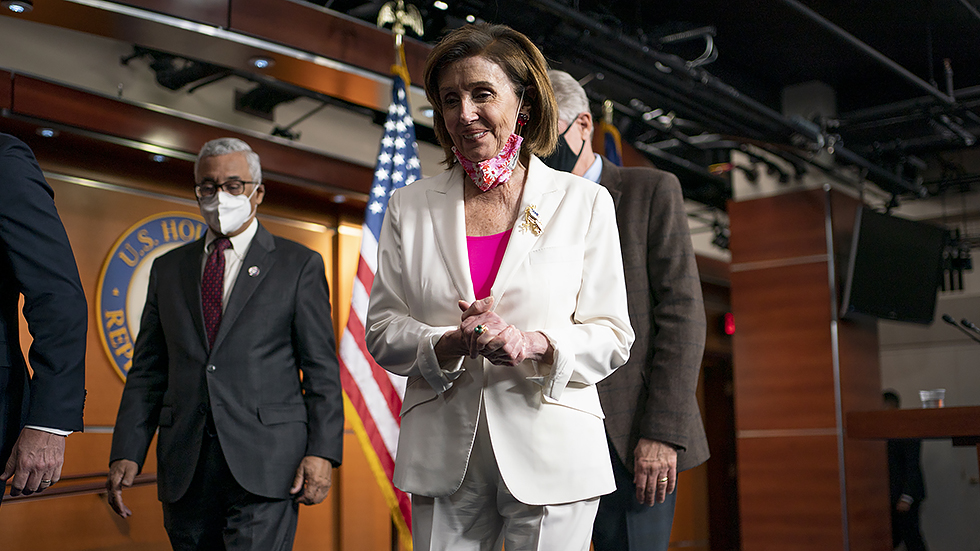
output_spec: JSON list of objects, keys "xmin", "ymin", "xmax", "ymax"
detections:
[{"xmin": 366, "ymin": 156, "xmax": 634, "ymax": 505}]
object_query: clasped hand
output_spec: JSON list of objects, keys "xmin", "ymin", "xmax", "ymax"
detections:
[{"xmin": 447, "ymin": 296, "xmax": 551, "ymax": 366}]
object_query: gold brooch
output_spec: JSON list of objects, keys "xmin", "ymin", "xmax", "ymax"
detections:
[{"xmin": 519, "ymin": 204, "xmax": 542, "ymax": 236}]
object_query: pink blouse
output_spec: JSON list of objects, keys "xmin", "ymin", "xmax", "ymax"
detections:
[{"xmin": 467, "ymin": 229, "xmax": 512, "ymax": 300}]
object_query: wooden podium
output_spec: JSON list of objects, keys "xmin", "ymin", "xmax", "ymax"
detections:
[{"xmin": 847, "ymin": 406, "xmax": 980, "ymax": 473}]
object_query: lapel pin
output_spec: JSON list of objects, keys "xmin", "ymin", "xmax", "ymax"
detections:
[
  {"xmin": 248, "ymin": 266, "xmax": 260, "ymax": 277},
  {"xmin": 519, "ymin": 204, "xmax": 542, "ymax": 236}
]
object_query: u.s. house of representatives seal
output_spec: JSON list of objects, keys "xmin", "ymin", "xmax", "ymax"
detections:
[{"xmin": 96, "ymin": 212, "xmax": 206, "ymax": 381}]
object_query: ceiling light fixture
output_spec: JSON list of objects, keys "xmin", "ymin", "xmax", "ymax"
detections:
[
  {"xmin": 248, "ymin": 56, "xmax": 275, "ymax": 70},
  {"xmin": 36, "ymin": 128, "xmax": 58, "ymax": 138},
  {"xmin": 2, "ymin": 1, "xmax": 32, "ymax": 14},
  {"xmin": 465, "ymin": 14, "xmax": 476, "ymax": 23},
  {"xmin": 433, "ymin": 1, "xmax": 448, "ymax": 9}
]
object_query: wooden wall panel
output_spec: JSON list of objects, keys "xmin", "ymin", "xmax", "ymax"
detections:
[
  {"xmin": 61, "ymin": 433, "xmax": 159, "ymax": 477},
  {"xmin": 10, "ymin": 76, "xmax": 374, "ymax": 196},
  {"xmin": 729, "ymin": 188, "xmax": 829, "ymax": 264},
  {"xmin": 829, "ymin": 190, "xmax": 862, "ymax": 299},
  {"xmin": 230, "ymin": 0, "xmax": 429, "ymax": 85},
  {"xmin": 843, "ymin": 439, "xmax": 891, "ymax": 551},
  {"xmin": 5, "ymin": 171, "xmax": 351, "ymax": 550},
  {"xmin": 47, "ymin": 177, "xmax": 205, "ymax": 426},
  {"xmin": 729, "ymin": 188, "xmax": 890, "ymax": 550},
  {"xmin": 337, "ymin": 429, "xmax": 398, "ymax": 551},
  {"xmin": 838, "ymin": 316, "xmax": 884, "ymax": 414},
  {"xmin": 696, "ymin": 254, "xmax": 730, "ymax": 288},
  {"xmin": 1, "ymin": 69, "xmax": 10, "ymax": 110},
  {"xmin": 730, "ymin": 261, "xmax": 838, "ymax": 430},
  {"xmin": 831, "ymin": 192, "xmax": 884, "ymax": 415},
  {"xmin": 0, "ymin": 486, "xmax": 170, "ymax": 550},
  {"xmin": 115, "ymin": 0, "xmax": 229, "ymax": 26},
  {"xmin": 294, "ymin": 471, "xmax": 340, "ymax": 551},
  {"xmin": 671, "ymin": 452, "xmax": 711, "ymax": 551},
  {"xmin": 737, "ymin": 435, "xmax": 844, "ymax": 550}
]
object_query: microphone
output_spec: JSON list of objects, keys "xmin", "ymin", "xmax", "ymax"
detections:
[
  {"xmin": 961, "ymin": 318, "xmax": 980, "ymax": 335},
  {"xmin": 943, "ymin": 314, "xmax": 980, "ymax": 344}
]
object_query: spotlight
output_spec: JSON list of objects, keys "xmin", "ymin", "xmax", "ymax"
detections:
[
  {"xmin": 248, "ymin": 56, "xmax": 275, "ymax": 70},
  {"xmin": 151, "ymin": 154, "xmax": 167, "ymax": 163},
  {"xmin": 433, "ymin": 1, "xmax": 448, "ymax": 9},
  {"xmin": 36, "ymin": 127, "xmax": 58, "ymax": 138},
  {"xmin": 466, "ymin": 14, "xmax": 476, "ymax": 23},
  {"xmin": 332, "ymin": 194, "xmax": 347, "ymax": 203},
  {"xmin": 2, "ymin": 1, "xmax": 33, "ymax": 14}
]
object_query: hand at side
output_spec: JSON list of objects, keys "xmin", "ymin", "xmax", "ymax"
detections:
[
  {"xmin": 290, "ymin": 456, "xmax": 333, "ymax": 505},
  {"xmin": 1, "ymin": 428, "xmax": 66, "ymax": 497}
]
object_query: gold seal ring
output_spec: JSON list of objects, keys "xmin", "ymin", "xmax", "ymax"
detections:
[{"xmin": 475, "ymin": 324, "xmax": 487, "ymax": 335}]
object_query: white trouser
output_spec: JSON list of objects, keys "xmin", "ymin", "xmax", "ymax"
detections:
[{"xmin": 411, "ymin": 407, "xmax": 600, "ymax": 551}]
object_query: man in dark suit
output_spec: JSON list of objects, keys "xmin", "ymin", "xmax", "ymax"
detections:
[
  {"xmin": 884, "ymin": 390, "xmax": 928, "ymax": 551},
  {"xmin": 0, "ymin": 132, "xmax": 87, "ymax": 504},
  {"xmin": 547, "ymin": 71, "xmax": 709, "ymax": 551},
  {"xmin": 107, "ymin": 138, "xmax": 343, "ymax": 550}
]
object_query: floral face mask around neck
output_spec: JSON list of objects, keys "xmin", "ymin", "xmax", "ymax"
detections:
[
  {"xmin": 453, "ymin": 133, "xmax": 524, "ymax": 192},
  {"xmin": 452, "ymin": 89, "xmax": 527, "ymax": 192}
]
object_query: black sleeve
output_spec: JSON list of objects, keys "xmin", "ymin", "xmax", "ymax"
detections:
[{"xmin": 0, "ymin": 135, "xmax": 87, "ymax": 432}]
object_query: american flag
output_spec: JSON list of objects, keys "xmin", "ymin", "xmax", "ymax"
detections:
[
  {"xmin": 600, "ymin": 118, "xmax": 623, "ymax": 166},
  {"xmin": 339, "ymin": 71, "xmax": 419, "ymax": 546}
]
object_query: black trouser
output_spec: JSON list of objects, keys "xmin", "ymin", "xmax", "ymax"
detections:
[
  {"xmin": 891, "ymin": 502, "xmax": 927, "ymax": 551},
  {"xmin": 162, "ymin": 430, "xmax": 299, "ymax": 551}
]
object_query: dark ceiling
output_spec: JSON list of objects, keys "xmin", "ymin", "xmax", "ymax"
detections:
[{"xmin": 310, "ymin": 0, "xmax": 980, "ymax": 208}]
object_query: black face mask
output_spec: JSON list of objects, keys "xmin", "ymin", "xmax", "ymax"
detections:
[{"xmin": 541, "ymin": 122, "xmax": 586, "ymax": 173}]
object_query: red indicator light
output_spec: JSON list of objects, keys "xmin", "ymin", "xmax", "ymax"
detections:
[{"xmin": 723, "ymin": 312, "xmax": 735, "ymax": 335}]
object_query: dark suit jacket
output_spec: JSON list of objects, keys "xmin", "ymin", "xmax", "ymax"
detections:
[
  {"xmin": 596, "ymin": 158, "xmax": 709, "ymax": 473},
  {"xmin": 888, "ymin": 438, "xmax": 925, "ymax": 506},
  {"xmin": 0, "ymin": 133, "xmax": 87, "ymax": 465},
  {"xmin": 110, "ymin": 223, "xmax": 343, "ymax": 503}
]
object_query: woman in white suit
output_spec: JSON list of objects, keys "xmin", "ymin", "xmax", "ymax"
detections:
[{"xmin": 366, "ymin": 23, "xmax": 634, "ymax": 551}]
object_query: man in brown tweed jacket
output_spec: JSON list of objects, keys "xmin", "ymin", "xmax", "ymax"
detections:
[{"xmin": 546, "ymin": 70, "xmax": 709, "ymax": 551}]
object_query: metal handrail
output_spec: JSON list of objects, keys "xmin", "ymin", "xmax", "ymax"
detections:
[{"xmin": 3, "ymin": 471, "xmax": 157, "ymax": 503}]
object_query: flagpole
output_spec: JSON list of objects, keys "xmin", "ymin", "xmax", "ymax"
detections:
[
  {"xmin": 337, "ymin": 3, "xmax": 423, "ymax": 551},
  {"xmin": 601, "ymin": 99, "xmax": 624, "ymax": 166}
]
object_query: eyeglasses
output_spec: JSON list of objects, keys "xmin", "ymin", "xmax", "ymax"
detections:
[{"xmin": 194, "ymin": 179, "xmax": 256, "ymax": 198}]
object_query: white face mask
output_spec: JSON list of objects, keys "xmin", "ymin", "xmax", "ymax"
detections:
[{"xmin": 199, "ymin": 186, "xmax": 257, "ymax": 236}]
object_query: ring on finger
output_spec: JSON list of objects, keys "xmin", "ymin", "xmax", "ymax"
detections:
[
  {"xmin": 659, "ymin": 477, "xmax": 668, "ymax": 483},
  {"xmin": 475, "ymin": 324, "xmax": 487, "ymax": 335}
]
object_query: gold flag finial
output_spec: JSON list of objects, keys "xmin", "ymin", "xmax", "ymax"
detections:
[
  {"xmin": 603, "ymin": 99, "xmax": 615, "ymax": 125},
  {"xmin": 377, "ymin": 0, "xmax": 424, "ymax": 48}
]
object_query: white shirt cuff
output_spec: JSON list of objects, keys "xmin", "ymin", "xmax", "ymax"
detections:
[{"xmin": 24, "ymin": 426, "xmax": 72, "ymax": 437}]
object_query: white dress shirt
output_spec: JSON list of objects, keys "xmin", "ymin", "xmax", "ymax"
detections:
[{"xmin": 582, "ymin": 153, "xmax": 603, "ymax": 184}]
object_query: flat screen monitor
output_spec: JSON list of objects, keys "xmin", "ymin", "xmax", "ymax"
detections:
[{"xmin": 840, "ymin": 207, "xmax": 946, "ymax": 325}]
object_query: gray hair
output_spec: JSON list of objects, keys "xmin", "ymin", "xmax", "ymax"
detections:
[
  {"xmin": 195, "ymin": 138, "xmax": 262, "ymax": 184},
  {"xmin": 548, "ymin": 70, "xmax": 590, "ymax": 126}
]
